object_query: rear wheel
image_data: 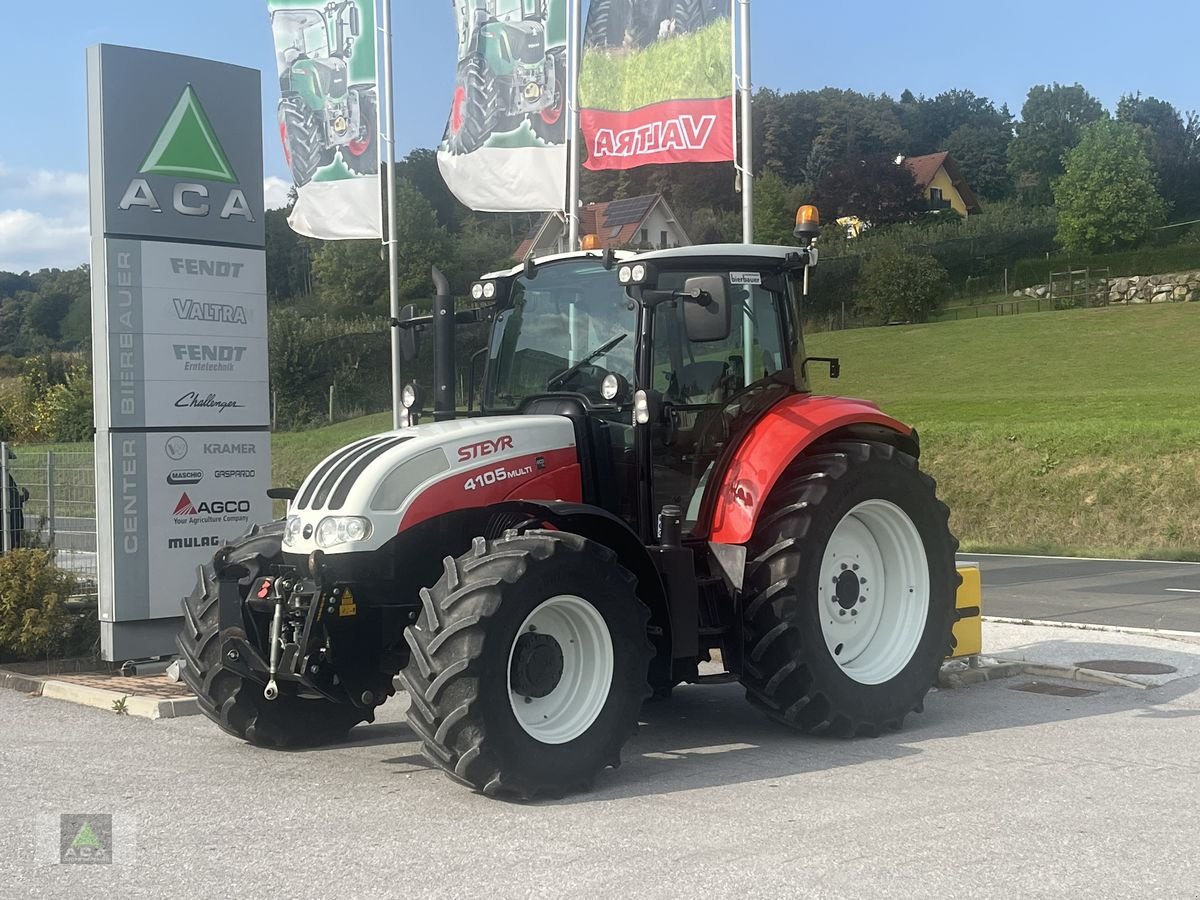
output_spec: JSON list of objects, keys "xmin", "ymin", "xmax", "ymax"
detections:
[
  {"xmin": 398, "ymin": 530, "xmax": 652, "ymax": 799},
  {"xmin": 583, "ymin": 0, "xmax": 631, "ymax": 48},
  {"xmin": 445, "ymin": 56, "xmax": 497, "ymax": 156},
  {"xmin": 177, "ymin": 521, "xmax": 382, "ymax": 748},
  {"xmin": 278, "ymin": 99, "xmax": 323, "ymax": 187},
  {"xmin": 740, "ymin": 441, "xmax": 959, "ymax": 736}
]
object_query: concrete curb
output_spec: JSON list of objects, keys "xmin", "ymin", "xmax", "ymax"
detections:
[
  {"xmin": 38, "ymin": 680, "xmax": 199, "ymax": 719},
  {"xmin": 939, "ymin": 657, "xmax": 1151, "ymax": 690},
  {"xmin": 0, "ymin": 667, "xmax": 199, "ymax": 719},
  {"xmin": 983, "ymin": 615, "xmax": 1200, "ymax": 644}
]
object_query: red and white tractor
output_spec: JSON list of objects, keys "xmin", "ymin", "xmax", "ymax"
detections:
[{"xmin": 178, "ymin": 211, "xmax": 962, "ymax": 799}]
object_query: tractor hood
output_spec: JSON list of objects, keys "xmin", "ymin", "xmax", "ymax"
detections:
[{"xmin": 281, "ymin": 415, "xmax": 579, "ymax": 556}]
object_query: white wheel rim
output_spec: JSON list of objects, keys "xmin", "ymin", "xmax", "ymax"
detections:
[
  {"xmin": 507, "ymin": 595, "xmax": 614, "ymax": 745},
  {"xmin": 817, "ymin": 500, "xmax": 929, "ymax": 685}
]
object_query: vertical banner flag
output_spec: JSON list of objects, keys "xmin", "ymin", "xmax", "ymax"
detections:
[
  {"xmin": 268, "ymin": 0, "xmax": 381, "ymax": 238},
  {"xmin": 437, "ymin": 0, "xmax": 569, "ymax": 212},
  {"xmin": 581, "ymin": 0, "xmax": 734, "ymax": 171}
]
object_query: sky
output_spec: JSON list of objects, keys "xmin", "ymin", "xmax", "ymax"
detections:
[{"xmin": 2, "ymin": 0, "xmax": 1199, "ymax": 272}]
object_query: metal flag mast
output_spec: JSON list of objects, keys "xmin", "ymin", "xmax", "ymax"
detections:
[
  {"xmin": 566, "ymin": 0, "xmax": 583, "ymax": 251},
  {"xmin": 381, "ymin": 0, "xmax": 404, "ymax": 429},
  {"xmin": 737, "ymin": 0, "xmax": 753, "ymax": 243}
]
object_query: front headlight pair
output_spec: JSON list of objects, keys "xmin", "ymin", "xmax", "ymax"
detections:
[{"xmin": 282, "ymin": 514, "xmax": 372, "ymax": 549}]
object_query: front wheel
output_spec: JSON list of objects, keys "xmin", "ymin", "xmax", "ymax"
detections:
[
  {"xmin": 342, "ymin": 86, "xmax": 377, "ymax": 174},
  {"xmin": 398, "ymin": 530, "xmax": 652, "ymax": 799},
  {"xmin": 740, "ymin": 440, "xmax": 959, "ymax": 736}
]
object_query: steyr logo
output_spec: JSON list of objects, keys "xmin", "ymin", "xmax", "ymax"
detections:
[
  {"xmin": 118, "ymin": 84, "xmax": 254, "ymax": 222},
  {"xmin": 457, "ymin": 435, "xmax": 514, "ymax": 463}
]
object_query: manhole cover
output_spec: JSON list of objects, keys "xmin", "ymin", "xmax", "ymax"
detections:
[
  {"xmin": 1010, "ymin": 681, "xmax": 1100, "ymax": 698},
  {"xmin": 1074, "ymin": 659, "xmax": 1178, "ymax": 676}
]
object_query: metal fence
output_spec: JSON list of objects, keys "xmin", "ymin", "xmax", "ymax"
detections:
[{"xmin": 1, "ymin": 441, "xmax": 97, "ymax": 599}]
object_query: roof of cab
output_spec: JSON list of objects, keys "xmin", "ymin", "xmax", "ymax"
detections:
[{"xmin": 479, "ymin": 249, "xmax": 637, "ymax": 281}]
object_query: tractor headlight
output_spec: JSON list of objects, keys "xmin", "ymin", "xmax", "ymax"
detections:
[
  {"xmin": 601, "ymin": 373, "xmax": 620, "ymax": 401},
  {"xmin": 482, "ymin": 281, "xmax": 497, "ymax": 299},
  {"xmin": 283, "ymin": 514, "xmax": 304, "ymax": 548},
  {"xmin": 631, "ymin": 264, "xmax": 647, "ymax": 283},
  {"xmin": 618, "ymin": 265, "xmax": 632, "ymax": 284},
  {"xmin": 401, "ymin": 383, "xmax": 418, "ymax": 410},
  {"xmin": 315, "ymin": 516, "xmax": 373, "ymax": 549},
  {"xmin": 471, "ymin": 282, "xmax": 485, "ymax": 300}
]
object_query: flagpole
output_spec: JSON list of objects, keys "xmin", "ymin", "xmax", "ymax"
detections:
[
  {"xmin": 738, "ymin": 0, "xmax": 753, "ymax": 243},
  {"xmin": 381, "ymin": 0, "xmax": 403, "ymax": 429},
  {"xmin": 566, "ymin": 0, "xmax": 582, "ymax": 251}
]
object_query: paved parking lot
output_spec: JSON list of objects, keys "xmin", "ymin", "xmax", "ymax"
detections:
[{"xmin": 4, "ymin": 666, "xmax": 1199, "ymax": 898}]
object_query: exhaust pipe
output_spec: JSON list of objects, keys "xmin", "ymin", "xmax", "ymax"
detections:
[{"xmin": 431, "ymin": 266, "xmax": 455, "ymax": 422}]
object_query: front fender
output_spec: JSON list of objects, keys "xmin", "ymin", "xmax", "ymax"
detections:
[{"xmin": 704, "ymin": 395, "xmax": 915, "ymax": 545}]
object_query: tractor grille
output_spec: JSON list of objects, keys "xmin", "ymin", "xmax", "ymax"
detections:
[{"xmin": 296, "ymin": 436, "xmax": 412, "ymax": 512}]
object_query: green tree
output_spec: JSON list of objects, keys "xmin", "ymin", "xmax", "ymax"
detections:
[
  {"xmin": 1008, "ymin": 83, "xmax": 1106, "ymax": 205},
  {"xmin": 311, "ymin": 178, "xmax": 449, "ymax": 308},
  {"xmin": 752, "ymin": 170, "xmax": 799, "ymax": 246},
  {"xmin": 813, "ymin": 154, "xmax": 925, "ymax": 226},
  {"xmin": 859, "ymin": 251, "xmax": 949, "ymax": 324},
  {"xmin": 1053, "ymin": 119, "xmax": 1168, "ymax": 253},
  {"xmin": 1116, "ymin": 92, "xmax": 1200, "ymax": 217},
  {"xmin": 946, "ymin": 122, "xmax": 1013, "ymax": 201}
]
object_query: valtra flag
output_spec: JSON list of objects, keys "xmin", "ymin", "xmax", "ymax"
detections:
[
  {"xmin": 268, "ymin": 0, "xmax": 381, "ymax": 239},
  {"xmin": 580, "ymin": 0, "xmax": 734, "ymax": 172},
  {"xmin": 437, "ymin": 0, "xmax": 569, "ymax": 213}
]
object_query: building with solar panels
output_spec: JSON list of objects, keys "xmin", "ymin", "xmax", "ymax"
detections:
[{"xmin": 513, "ymin": 193, "xmax": 691, "ymax": 260}]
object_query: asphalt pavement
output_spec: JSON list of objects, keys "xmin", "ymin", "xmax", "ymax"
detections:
[
  {"xmin": 4, "ymin": 663, "xmax": 1200, "ymax": 898},
  {"xmin": 962, "ymin": 553, "xmax": 1200, "ymax": 632}
]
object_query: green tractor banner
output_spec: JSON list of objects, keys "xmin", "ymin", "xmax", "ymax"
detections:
[
  {"xmin": 269, "ymin": 0, "xmax": 381, "ymax": 238},
  {"xmin": 437, "ymin": 0, "xmax": 569, "ymax": 212},
  {"xmin": 580, "ymin": 0, "xmax": 733, "ymax": 172}
]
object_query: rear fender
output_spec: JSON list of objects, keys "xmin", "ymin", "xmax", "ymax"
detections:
[{"xmin": 704, "ymin": 395, "xmax": 916, "ymax": 545}]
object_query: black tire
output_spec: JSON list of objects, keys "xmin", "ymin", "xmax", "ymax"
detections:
[
  {"xmin": 278, "ymin": 99, "xmax": 324, "ymax": 187},
  {"xmin": 530, "ymin": 50, "xmax": 566, "ymax": 145},
  {"xmin": 177, "ymin": 521, "xmax": 380, "ymax": 748},
  {"xmin": 341, "ymin": 86, "xmax": 377, "ymax": 175},
  {"xmin": 397, "ymin": 530, "xmax": 653, "ymax": 800},
  {"xmin": 445, "ymin": 56, "xmax": 498, "ymax": 156},
  {"xmin": 740, "ymin": 441, "xmax": 959, "ymax": 737},
  {"xmin": 670, "ymin": 0, "xmax": 709, "ymax": 34},
  {"xmin": 584, "ymin": 0, "xmax": 631, "ymax": 48}
]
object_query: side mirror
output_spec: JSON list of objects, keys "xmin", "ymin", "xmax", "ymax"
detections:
[
  {"xmin": 398, "ymin": 303, "xmax": 417, "ymax": 361},
  {"xmin": 348, "ymin": 5, "xmax": 361, "ymax": 37},
  {"xmin": 682, "ymin": 275, "xmax": 731, "ymax": 343}
]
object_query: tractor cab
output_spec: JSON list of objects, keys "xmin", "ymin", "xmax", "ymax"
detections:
[{"xmin": 461, "ymin": 244, "xmax": 815, "ymax": 541}]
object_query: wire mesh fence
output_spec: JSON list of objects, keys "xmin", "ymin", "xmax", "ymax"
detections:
[{"xmin": 1, "ymin": 441, "xmax": 97, "ymax": 599}]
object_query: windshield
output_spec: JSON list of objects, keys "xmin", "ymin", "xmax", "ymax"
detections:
[
  {"xmin": 273, "ymin": 10, "xmax": 330, "ymax": 60},
  {"xmin": 485, "ymin": 260, "xmax": 635, "ymax": 410}
]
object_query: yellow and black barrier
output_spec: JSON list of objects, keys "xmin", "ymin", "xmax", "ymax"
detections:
[{"xmin": 948, "ymin": 563, "xmax": 982, "ymax": 658}]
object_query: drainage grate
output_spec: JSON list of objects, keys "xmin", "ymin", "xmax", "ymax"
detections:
[
  {"xmin": 1010, "ymin": 681, "xmax": 1100, "ymax": 698},
  {"xmin": 1074, "ymin": 659, "xmax": 1178, "ymax": 676}
]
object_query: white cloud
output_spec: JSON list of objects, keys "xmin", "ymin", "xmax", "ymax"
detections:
[
  {"xmin": 0, "ymin": 208, "xmax": 90, "ymax": 273},
  {"xmin": 263, "ymin": 176, "xmax": 292, "ymax": 211}
]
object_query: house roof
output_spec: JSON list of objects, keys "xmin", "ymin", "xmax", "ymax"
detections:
[
  {"xmin": 901, "ymin": 151, "xmax": 982, "ymax": 214},
  {"xmin": 512, "ymin": 193, "xmax": 690, "ymax": 260}
]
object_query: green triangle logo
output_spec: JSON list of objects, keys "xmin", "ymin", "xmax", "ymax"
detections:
[
  {"xmin": 71, "ymin": 822, "xmax": 103, "ymax": 850},
  {"xmin": 140, "ymin": 84, "xmax": 237, "ymax": 183}
]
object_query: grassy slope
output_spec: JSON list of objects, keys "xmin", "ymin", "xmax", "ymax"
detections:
[{"xmin": 805, "ymin": 302, "xmax": 1200, "ymax": 558}]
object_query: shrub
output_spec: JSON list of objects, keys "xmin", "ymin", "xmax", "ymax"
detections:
[
  {"xmin": 0, "ymin": 549, "xmax": 96, "ymax": 662},
  {"xmin": 859, "ymin": 251, "xmax": 950, "ymax": 324}
]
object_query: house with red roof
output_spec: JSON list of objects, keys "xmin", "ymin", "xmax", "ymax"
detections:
[{"xmin": 900, "ymin": 151, "xmax": 982, "ymax": 217}]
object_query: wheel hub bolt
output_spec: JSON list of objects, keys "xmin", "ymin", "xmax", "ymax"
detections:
[
  {"xmin": 852, "ymin": 564, "xmax": 859, "ymax": 571},
  {"xmin": 839, "ymin": 610, "xmax": 846, "ymax": 617},
  {"xmin": 851, "ymin": 609, "xmax": 858, "ymax": 617},
  {"xmin": 524, "ymin": 696, "xmax": 532, "ymax": 704},
  {"xmin": 860, "ymin": 577, "xmax": 867, "ymax": 584}
]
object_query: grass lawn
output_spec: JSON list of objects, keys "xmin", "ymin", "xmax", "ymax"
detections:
[{"xmin": 805, "ymin": 302, "xmax": 1200, "ymax": 558}]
